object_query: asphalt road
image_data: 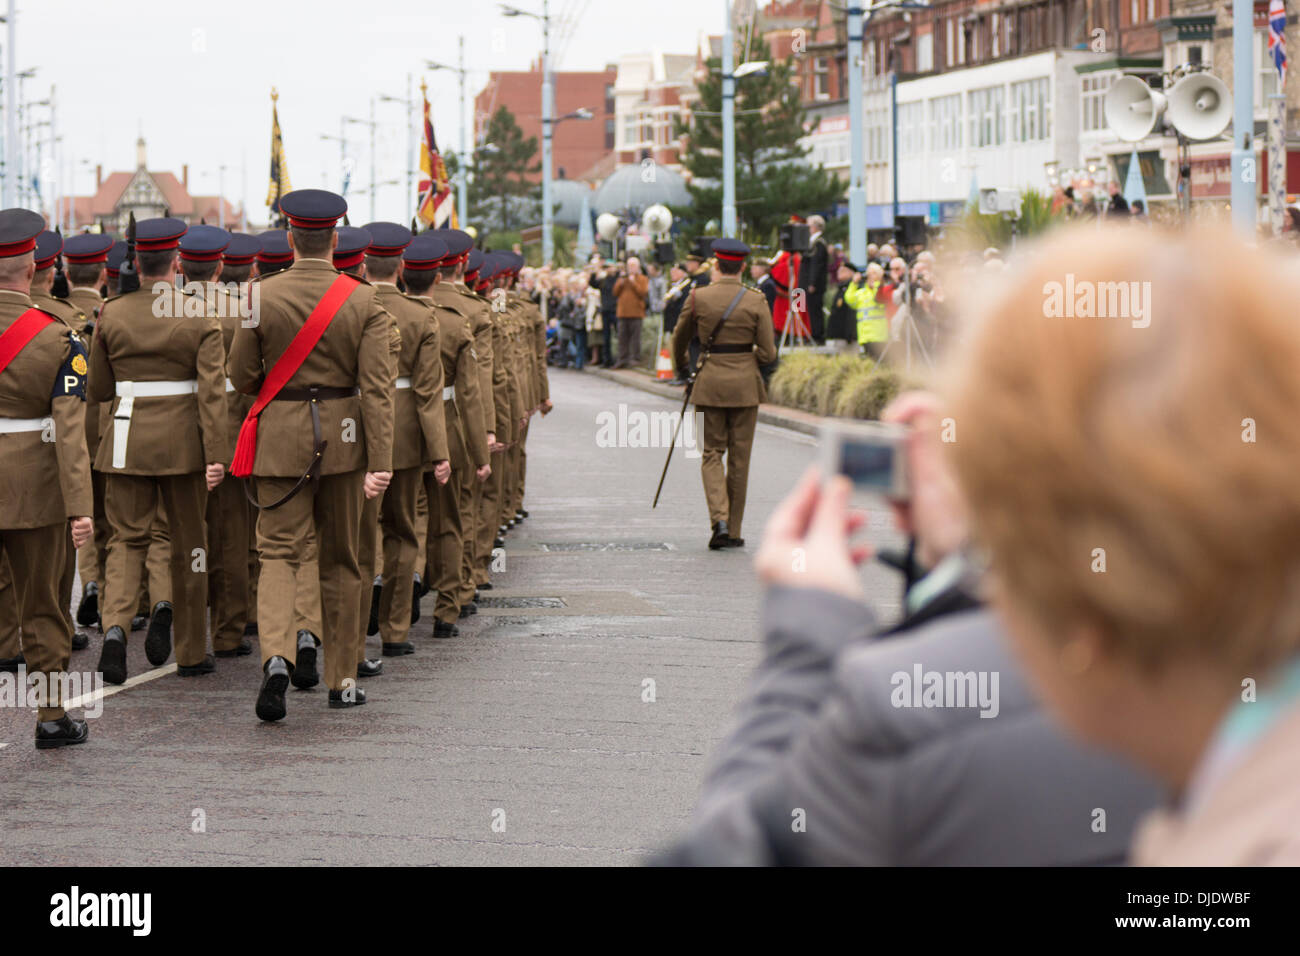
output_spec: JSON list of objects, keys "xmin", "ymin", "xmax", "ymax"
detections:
[{"xmin": 0, "ymin": 369, "xmax": 902, "ymax": 866}]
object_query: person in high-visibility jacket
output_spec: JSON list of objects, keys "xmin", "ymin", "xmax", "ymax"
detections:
[{"xmin": 844, "ymin": 262, "xmax": 888, "ymax": 357}]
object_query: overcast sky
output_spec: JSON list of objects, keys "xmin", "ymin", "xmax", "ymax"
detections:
[{"xmin": 16, "ymin": 0, "xmax": 730, "ymax": 226}]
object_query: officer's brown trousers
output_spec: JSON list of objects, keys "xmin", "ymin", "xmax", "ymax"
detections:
[
  {"xmin": 378, "ymin": 466, "xmax": 422, "ymax": 644},
  {"xmin": 254, "ymin": 471, "xmax": 362, "ymax": 692},
  {"xmin": 103, "ymin": 473, "xmax": 208, "ymax": 667},
  {"xmin": 474, "ymin": 451, "xmax": 504, "ymax": 587},
  {"xmin": 1, "ymin": 524, "xmax": 70, "ymax": 720},
  {"xmin": 356, "ymin": 494, "xmax": 382, "ymax": 662},
  {"xmin": 206, "ymin": 476, "xmax": 250, "ymax": 653},
  {"xmin": 699, "ymin": 404, "xmax": 758, "ymax": 539}
]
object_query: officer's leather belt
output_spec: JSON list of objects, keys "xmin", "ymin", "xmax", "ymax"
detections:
[
  {"xmin": 253, "ymin": 385, "xmax": 359, "ymax": 511},
  {"xmin": 709, "ymin": 343, "xmax": 753, "ymax": 354}
]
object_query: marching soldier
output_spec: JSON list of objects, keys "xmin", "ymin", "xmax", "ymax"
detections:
[
  {"xmin": 362, "ymin": 222, "xmax": 451, "ymax": 655},
  {"xmin": 333, "ymin": 224, "xmax": 398, "ymax": 673},
  {"xmin": 0, "ymin": 209, "xmax": 94, "ymax": 747},
  {"xmin": 402, "ymin": 234, "xmax": 488, "ymax": 637},
  {"xmin": 431, "ymin": 230, "xmax": 494, "ymax": 618},
  {"xmin": 29, "ymin": 231, "xmax": 91, "ymax": 652},
  {"xmin": 69, "ymin": 235, "xmax": 116, "ymax": 630},
  {"xmin": 89, "ymin": 217, "xmax": 229, "ymax": 683},
  {"xmin": 228, "ymin": 189, "xmax": 393, "ymax": 721},
  {"xmin": 177, "ymin": 225, "xmax": 257, "ymax": 660},
  {"xmin": 671, "ymin": 238, "xmax": 776, "ymax": 550},
  {"xmin": 254, "ymin": 230, "xmax": 294, "ymax": 277}
]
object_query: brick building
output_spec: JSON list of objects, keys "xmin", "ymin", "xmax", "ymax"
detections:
[{"xmin": 473, "ymin": 59, "xmax": 617, "ymax": 184}]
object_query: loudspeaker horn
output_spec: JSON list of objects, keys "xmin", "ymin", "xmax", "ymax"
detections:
[
  {"xmin": 595, "ymin": 212, "xmax": 620, "ymax": 241},
  {"xmin": 1104, "ymin": 75, "xmax": 1167, "ymax": 142},
  {"xmin": 1166, "ymin": 72, "xmax": 1231, "ymax": 141}
]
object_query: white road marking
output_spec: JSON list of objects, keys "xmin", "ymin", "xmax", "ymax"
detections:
[
  {"xmin": 0, "ymin": 743, "xmax": 9, "ymax": 750},
  {"xmin": 63, "ymin": 663, "xmax": 177, "ymax": 711}
]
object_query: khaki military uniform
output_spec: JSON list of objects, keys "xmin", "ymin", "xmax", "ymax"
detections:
[
  {"xmin": 374, "ymin": 283, "xmax": 448, "ymax": 644},
  {"xmin": 204, "ymin": 283, "xmax": 254, "ymax": 653},
  {"xmin": 418, "ymin": 284, "xmax": 487, "ymax": 625},
  {"xmin": 671, "ymin": 274, "xmax": 777, "ymax": 539},
  {"xmin": 473, "ymin": 286, "xmax": 516, "ymax": 588},
  {"xmin": 442, "ymin": 282, "xmax": 493, "ymax": 609},
  {"xmin": 0, "ymin": 291, "xmax": 93, "ymax": 719},
  {"xmin": 88, "ymin": 284, "xmax": 228, "ymax": 666},
  {"xmin": 228, "ymin": 259, "xmax": 393, "ymax": 691}
]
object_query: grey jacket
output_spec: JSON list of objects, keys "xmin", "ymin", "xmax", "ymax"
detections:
[{"xmin": 672, "ymin": 587, "xmax": 1163, "ymax": 865}]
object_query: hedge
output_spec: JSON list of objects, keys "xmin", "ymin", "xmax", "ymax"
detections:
[{"xmin": 767, "ymin": 352, "xmax": 908, "ymax": 420}]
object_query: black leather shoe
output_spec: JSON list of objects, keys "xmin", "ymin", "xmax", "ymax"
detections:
[
  {"xmin": 507, "ymin": 519, "xmax": 517, "ymax": 529},
  {"xmin": 357, "ymin": 658, "xmax": 384, "ymax": 678},
  {"xmin": 498, "ymin": 524, "xmax": 509, "ymax": 535},
  {"xmin": 35, "ymin": 714, "xmax": 89, "ymax": 750},
  {"xmin": 723, "ymin": 536, "xmax": 745, "ymax": 548},
  {"xmin": 76, "ymin": 582, "xmax": 99, "ymax": 627},
  {"xmin": 474, "ymin": 589, "xmax": 482, "ymax": 602},
  {"xmin": 709, "ymin": 520, "xmax": 731, "ymax": 551},
  {"xmin": 292, "ymin": 630, "xmax": 320, "ymax": 689},
  {"xmin": 514, "ymin": 511, "xmax": 526, "ymax": 522},
  {"xmin": 215, "ymin": 638, "xmax": 253, "ymax": 658},
  {"xmin": 433, "ymin": 620, "xmax": 459, "ymax": 639},
  {"xmin": 478, "ymin": 581, "xmax": 494, "ymax": 591},
  {"xmin": 494, "ymin": 535, "xmax": 505, "ymax": 548},
  {"xmin": 71, "ymin": 630, "xmax": 90, "ymax": 651},
  {"xmin": 0, "ymin": 654, "xmax": 24, "ymax": 673},
  {"xmin": 382, "ymin": 641, "xmax": 414, "ymax": 656},
  {"xmin": 177, "ymin": 654, "xmax": 216, "ymax": 677},
  {"xmin": 256, "ymin": 657, "xmax": 290, "ymax": 722},
  {"xmin": 410, "ymin": 576, "xmax": 422, "ymax": 626},
  {"xmin": 244, "ymin": 621, "xmax": 259, "ymax": 637},
  {"xmin": 144, "ymin": 601, "xmax": 173, "ymax": 665},
  {"xmin": 98, "ymin": 628, "xmax": 127, "ymax": 685},
  {"xmin": 130, "ymin": 614, "xmax": 148, "ymax": 631},
  {"xmin": 366, "ymin": 581, "xmax": 381, "ymax": 636},
  {"xmin": 519, "ymin": 509, "xmax": 529, "ymax": 519},
  {"xmin": 328, "ymin": 687, "xmax": 367, "ymax": 708},
  {"xmin": 458, "ymin": 602, "xmax": 478, "ymax": 619}
]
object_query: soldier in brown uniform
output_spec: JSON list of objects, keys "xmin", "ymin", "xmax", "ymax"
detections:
[
  {"xmin": 177, "ymin": 225, "xmax": 257, "ymax": 660},
  {"xmin": 0, "ymin": 209, "xmax": 94, "ymax": 748},
  {"xmin": 671, "ymin": 238, "xmax": 776, "ymax": 550},
  {"xmin": 431, "ymin": 230, "xmax": 495, "ymax": 618},
  {"xmin": 89, "ymin": 217, "xmax": 229, "ymax": 683},
  {"xmin": 228, "ymin": 189, "xmax": 393, "ymax": 720},
  {"xmin": 363, "ymin": 223, "xmax": 451, "ymax": 652},
  {"xmin": 64, "ymin": 233, "xmax": 115, "ymax": 635},
  {"xmin": 403, "ymin": 234, "xmax": 488, "ymax": 637},
  {"xmin": 24, "ymin": 232, "xmax": 92, "ymax": 654}
]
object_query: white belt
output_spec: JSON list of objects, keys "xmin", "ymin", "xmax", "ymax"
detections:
[
  {"xmin": 443, "ymin": 385, "xmax": 455, "ymax": 401},
  {"xmin": 225, "ymin": 378, "xmax": 235, "ymax": 393},
  {"xmin": 112, "ymin": 379, "xmax": 198, "ymax": 468},
  {"xmin": 0, "ymin": 416, "xmax": 47, "ymax": 434},
  {"xmin": 395, "ymin": 376, "xmax": 412, "ymax": 389}
]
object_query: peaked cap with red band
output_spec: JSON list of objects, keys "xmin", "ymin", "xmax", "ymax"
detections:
[
  {"xmin": 711, "ymin": 237, "xmax": 750, "ymax": 262},
  {"xmin": 279, "ymin": 188, "xmax": 348, "ymax": 230},
  {"xmin": 178, "ymin": 224, "xmax": 232, "ymax": 262},
  {"xmin": 402, "ymin": 234, "xmax": 450, "ymax": 271},
  {"xmin": 0, "ymin": 209, "xmax": 45, "ymax": 259},
  {"xmin": 333, "ymin": 226, "xmax": 371, "ymax": 270},
  {"xmin": 135, "ymin": 217, "xmax": 188, "ymax": 252},
  {"xmin": 222, "ymin": 233, "xmax": 263, "ymax": 266},
  {"xmin": 256, "ymin": 229, "xmax": 293, "ymax": 264},
  {"xmin": 361, "ymin": 221, "xmax": 412, "ymax": 258},
  {"xmin": 64, "ymin": 233, "xmax": 115, "ymax": 265},
  {"xmin": 34, "ymin": 230, "xmax": 63, "ymax": 269}
]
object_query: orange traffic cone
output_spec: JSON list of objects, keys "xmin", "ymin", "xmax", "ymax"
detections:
[{"xmin": 655, "ymin": 346, "xmax": 674, "ymax": 381}]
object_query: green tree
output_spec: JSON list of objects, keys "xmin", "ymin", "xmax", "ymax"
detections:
[
  {"xmin": 675, "ymin": 37, "xmax": 842, "ymax": 248},
  {"xmin": 468, "ymin": 105, "xmax": 541, "ymax": 233}
]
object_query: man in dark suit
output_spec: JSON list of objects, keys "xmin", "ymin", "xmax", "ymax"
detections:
[{"xmin": 798, "ymin": 215, "xmax": 828, "ymax": 343}]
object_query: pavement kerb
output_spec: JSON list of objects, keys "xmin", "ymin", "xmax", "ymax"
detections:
[{"xmin": 581, "ymin": 366, "xmax": 825, "ymax": 437}]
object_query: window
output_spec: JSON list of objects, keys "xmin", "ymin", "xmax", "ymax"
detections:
[
  {"xmin": 992, "ymin": 13, "xmax": 1000, "ymax": 58},
  {"xmin": 866, "ymin": 107, "xmax": 889, "ymax": 163},
  {"xmin": 929, "ymin": 93, "xmax": 962, "ymax": 151},
  {"xmin": 967, "ymin": 85, "xmax": 1004, "ymax": 147},
  {"xmin": 897, "ymin": 101, "xmax": 924, "ymax": 156},
  {"xmin": 917, "ymin": 32, "xmax": 934, "ymax": 72},
  {"xmin": 814, "ymin": 56, "xmax": 830, "ymax": 99},
  {"xmin": 946, "ymin": 19, "xmax": 956, "ymax": 67},
  {"xmin": 1147, "ymin": 0, "xmax": 1155, "ymax": 18},
  {"xmin": 605, "ymin": 118, "xmax": 615, "ymax": 150},
  {"xmin": 1010, "ymin": 77, "xmax": 1051, "ymax": 141},
  {"xmin": 1080, "ymin": 72, "xmax": 1117, "ymax": 132},
  {"xmin": 1131, "ymin": 0, "xmax": 1139, "ymax": 23}
]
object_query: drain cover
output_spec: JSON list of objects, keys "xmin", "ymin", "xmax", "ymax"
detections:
[
  {"xmin": 536, "ymin": 542, "xmax": 675, "ymax": 552},
  {"xmin": 477, "ymin": 596, "xmax": 567, "ymax": 609}
]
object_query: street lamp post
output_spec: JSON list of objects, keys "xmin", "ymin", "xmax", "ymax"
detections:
[
  {"xmin": 1230, "ymin": 0, "xmax": 1254, "ymax": 234},
  {"xmin": 428, "ymin": 36, "xmax": 470, "ymax": 228},
  {"xmin": 503, "ymin": 2, "xmax": 562, "ymax": 263},
  {"xmin": 379, "ymin": 79, "xmax": 417, "ymax": 218},
  {"xmin": 717, "ymin": 2, "xmax": 768, "ymax": 240},
  {"xmin": 344, "ymin": 106, "xmax": 378, "ymax": 220}
]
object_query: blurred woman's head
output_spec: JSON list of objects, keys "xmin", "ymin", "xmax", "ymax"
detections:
[{"xmin": 943, "ymin": 226, "xmax": 1300, "ymax": 786}]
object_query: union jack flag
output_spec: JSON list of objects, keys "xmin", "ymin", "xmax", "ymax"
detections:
[
  {"xmin": 417, "ymin": 84, "xmax": 456, "ymax": 229},
  {"xmin": 1269, "ymin": 0, "xmax": 1287, "ymax": 87}
]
